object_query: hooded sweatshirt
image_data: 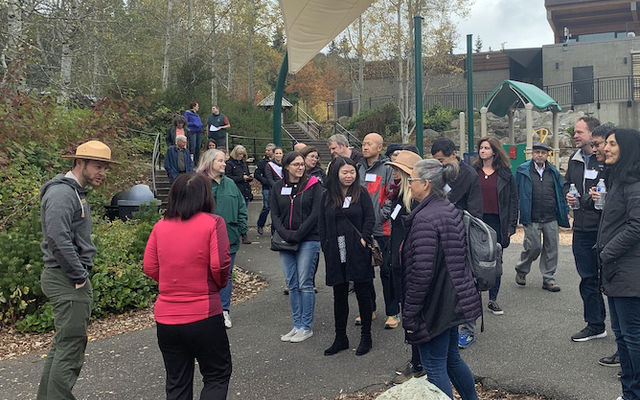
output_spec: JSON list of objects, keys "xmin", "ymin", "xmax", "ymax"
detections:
[
  {"xmin": 40, "ymin": 173, "xmax": 97, "ymax": 284},
  {"xmin": 357, "ymin": 154, "xmax": 393, "ymax": 237}
]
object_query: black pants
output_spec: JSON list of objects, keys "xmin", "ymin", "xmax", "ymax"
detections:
[
  {"xmin": 333, "ymin": 280, "xmax": 374, "ymax": 337},
  {"xmin": 375, "ymin": 235, "xmax": 399, "ymax": 316},
  {"xmin": 157, "ymin": 314, "xmax": 232, "ymax": 400}
]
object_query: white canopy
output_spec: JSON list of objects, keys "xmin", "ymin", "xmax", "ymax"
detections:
[{"xmin": 279, "ymin": 0, "xmax": 374, "ymax": 74}]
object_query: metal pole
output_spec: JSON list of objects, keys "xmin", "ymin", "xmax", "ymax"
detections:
[
  {"xmin": 414, "ymin": 15, "xmax": 424, "ymax": 157},
  {"xmin": 466, "ymin": 34, "xmax": 474, "ymax": 154},
  {"xmin": 273, "ymin": 52, "xmax": 288, "ymax": 146}
]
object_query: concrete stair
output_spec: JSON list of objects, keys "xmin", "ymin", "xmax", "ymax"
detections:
[
  {"xmin": 283, "ymin": 123, "xmax": 332, "ymax": 166},
  {"xmin": 155, "ymin": 172, "xmax": 170, "ymax": 207}
]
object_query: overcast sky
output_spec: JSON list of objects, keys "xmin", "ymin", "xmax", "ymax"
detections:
[{"xmin": 453, "ymin": 0, "xmax": 554, "ymax": 53}]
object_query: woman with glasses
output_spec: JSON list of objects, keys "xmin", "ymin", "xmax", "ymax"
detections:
[
  {"xmin": 473, "ymin": 136, "xmax": 518, "ymax": 315},
  {"xmin": 403, "ymin": 159, "xmax": 481, "ymax": 400},
  {"xmin": 300, "ymin": 145, "xmax": 326, "ymax": 185},
  {"xmin": 319, "ymin": 156, "xmax": 375, "ymax": 356},
  {"xmin": 597, "ymin": 129, "xmax": 640, "ymax": 400},
  {"xmin": 271, "ymin": 152, "xmax": 323, "ymax": 343}
]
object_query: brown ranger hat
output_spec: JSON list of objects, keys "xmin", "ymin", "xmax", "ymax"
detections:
[
  {"xmin": 61, "ymin": 140, "xmax": 119, "ymax": 164},
  {"xmin": 385, "ymin": 150, "xmax": 423, "ymax": 175}
]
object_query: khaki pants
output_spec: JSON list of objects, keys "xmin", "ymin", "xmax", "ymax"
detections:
[
  {"xmin": 37, "ymin": 267, "xmax": 92, "ymax": 400},
  {"xmin": 515, "ymin": 221, "xmax": 560, "ymax": 284}
]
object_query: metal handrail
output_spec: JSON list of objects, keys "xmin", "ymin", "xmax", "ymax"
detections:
[
  {"xmin": 334, "ymin": 121, "xmax": 361, "ymax": 146},
  {"xmin": 295, "ymin": 105, "xmax": 321, "ymax": 139}
]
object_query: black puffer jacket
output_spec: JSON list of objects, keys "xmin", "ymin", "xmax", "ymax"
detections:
[
  {"xmin": 270, "ymin": 176, "xmax": 322, "ymax": 243},
  {"xmin": 402, "ymin": 194, "xmax": 482, "ymax": 344},
  {"xmin": 597, "ymin": 178, "xmax": 640, "ymax": 297},
  {"xmin": 225, "ymin": 158, "xmax": 253, "ymax": 202}
]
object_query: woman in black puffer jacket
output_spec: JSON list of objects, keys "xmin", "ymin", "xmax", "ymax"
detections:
[
  {"xmin": 597, "ymin": 128, "xmax": 640, "ymax": 400},
  {"xmin": 403, "ymin": 159, "xmax": 482, "ymax": 400}
]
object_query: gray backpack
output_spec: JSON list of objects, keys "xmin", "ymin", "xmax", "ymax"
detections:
[{"xmin": 462, "ymin": 210, "xmax": 502, "ymax": 291}]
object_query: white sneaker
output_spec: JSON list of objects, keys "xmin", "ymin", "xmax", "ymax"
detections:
[
  {"xmin": 223, "ymin": 311, "xmax": 232, "ymax": 329},
  {"xmin": 280, "ymin": 328, "xmax": 298, "ymax": 342},
  {"xmin": 290, "ymin": 329, "xmax": 313, "ymax": 343}
]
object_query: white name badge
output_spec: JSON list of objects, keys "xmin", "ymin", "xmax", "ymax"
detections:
[
  {"xmin": 585, "ymin": 169, "xmax": 598, "ymax": 180},
  {"xmin": 342, "ymin": 196, "xmax": 352, "ymax": 208},
  {"xmin": 281, "ymin": 187, "xmax": 292, "ymax": 195},
  {"xmin": 390, "ymin": 204, "xmax": 402, "ymax": 220},
  {"xmin": 443, "ymin": 184, "xmax": 452, "ymax": 194},
  {"xmin": 365, "ymin": 173, "xmax": 377, "ymax": 182}
]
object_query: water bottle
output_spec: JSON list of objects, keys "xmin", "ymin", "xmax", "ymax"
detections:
[
  {"xmin": 569, "ymin": 183, "xmax": 580, "ymax": 210},
  {"xmin": 594, "ymin": 179, "xmax": 606, "ymax": 210}
]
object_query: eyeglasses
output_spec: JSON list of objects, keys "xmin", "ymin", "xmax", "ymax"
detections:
[{"xmin": 289, "ymin": 162, "xmax": 305, "ymax": 168}]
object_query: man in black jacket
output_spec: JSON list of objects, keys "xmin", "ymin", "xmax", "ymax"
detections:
[
  {"xmin": 431, "ymin": 138, "xmax": 483, "ymax": 349},
  {"xmin": 564, "ymin": 116, "xmax": 607, "ymax": 342},
  {"xmin": 253, "ymin": 143, "xmax": 275, "ymax": 235}
]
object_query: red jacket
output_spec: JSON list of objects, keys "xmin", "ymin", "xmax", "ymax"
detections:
[{"xmin": 143, "ymin": 212, "xmax": 231, "ymax": 325}]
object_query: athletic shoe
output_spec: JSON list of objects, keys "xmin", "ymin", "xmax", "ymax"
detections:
[
  {"xmin": 515, "ymin": 272, "xmax": 526, "ymax": 286},
  {"xmin": 571, "ymin": 326, "xmax": 607, "ymax": 342},
  {"xmin": 257, "ymin": 226, "xmax": 264, "ymax": 235},
  {"xmin": 223, "ymin": 311, "xmax": 232, "ymax": 329},
  {"xmin": 385, "ymin": 315, "xmax": 400, "ymax": 329},
  {"xmin": 487, "ymin": 300, "xmax": 504, "ymax": 315},
  {"xmin": 458, "ymin": 332, "xmax": 476, "ymax": 349},
  {"xmin": 598, "ymin": 352, "xmax": 620, "ymax": 367},
  {"xmin": 280, "ymin": 328, "xmax": 298, "ymax": 342},
  {"xmin": 290, "ymin": 329, "xmax": 313, "ymax": 343},
  {"xmin": 542, "ymin": 282, "xmax": 561, "ymax": 292},
  {"xmin": 393, "ymin": 363, "xmax": 426, "ymax": 384},
  {"xmin": 355, "ymin": 312, "xmax": 376, "ymax": 326}
]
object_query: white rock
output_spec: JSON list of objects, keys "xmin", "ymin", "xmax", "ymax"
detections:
[{"xmin": 377, "ymin": 377, "xmax": 451, "ymax": 400}]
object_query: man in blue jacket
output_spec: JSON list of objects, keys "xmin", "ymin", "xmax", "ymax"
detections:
[
  {"xmin": 515, "ymin": 142, "xmax": 569, "ymax": 292},
  {"xmin": 164, "ymin": 135, "xmax": 193, "ymax": 183}
]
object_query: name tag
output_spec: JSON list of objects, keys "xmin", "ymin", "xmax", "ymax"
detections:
[
  {"xmin": 585, "ymin": 169, "xmax": 598, "ymax": 180},
  {"xmin": 365, "ymin": 173, "xmax": 377, "ymax": 182},
  {"xmin": 443, "ymin": 184, "xmax": 452, "ymax": 194},
  {"xmin": 281, "ymin": 187, "xmax": 292, "ymax": 195},
  {"xmin": 390, "ymin": 204, "xmax": 402, "ymax": 220},
  {"xmin": 342, "ymin": 196, "xmax": 352, "ymax": 208}
]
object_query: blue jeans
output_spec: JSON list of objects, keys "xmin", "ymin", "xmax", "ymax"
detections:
[
  {"xmin": 609, "ymin": 296, "xmax": 640, "ymax": 400},
  {"xmin": 257, "ymin": 189, "xmax": 270, "ymax": 228},
  {"xmin": 417, "ymin": 326, "xmax": 478, "ymax": 400},
  {"xmin": 188, "ymin": 131, "xmax": 202, "ymax": 167},
  {"xmin": 220, "ymin": 253, "xmax": 236, "ymax": 312},
  {"xmin": 280, "ymin": 241, "xmax": 320, "ymax": 331},
  {"xmin": 573, "ymin": 230, "xmax": 605, "ymax": 330}
]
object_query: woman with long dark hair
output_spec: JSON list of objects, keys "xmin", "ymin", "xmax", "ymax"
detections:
[
  {"xmin": 301, "ymin": 145, "xmax": 327, "ymax": 184},
  {"xmin": 271, "ymin": 152, "xmax": 323, "ymax": 343},
  {"xmin": 473, "ymin": 136, "xmax": 518, "ymax": 315},
  {"xmin": 165, "ymin": 115, "xmax": 190, "ymax": 149},
  {"xmin": 197, "ymin": 149, "xmax": 248, "ymax": 330},
  {"xmin": 319, "ymin": 156, "xmax": 375, "ymax": 356},
  {"xmin": 403, "ymin": 159, "xmax": 481, "ymax": 400},
  {"xmin": 597, "ymin": 129, "xmax": 640, "ymax": 400},
  {"xmin": 144, "ymin": 173, "xmax": 232, "ymax": 399}
]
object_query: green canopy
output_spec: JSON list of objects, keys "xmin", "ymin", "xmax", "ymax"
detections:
[{"xmin": 481, "ymin": 80, "xmax": 561, "ymax": 117}]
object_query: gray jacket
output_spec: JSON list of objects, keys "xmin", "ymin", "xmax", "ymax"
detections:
[
  {"xmin": 357, "ymin": 155, "xmax": 393, "ymax": 237},
  {"xmin": 40, "ymin": 173, "xmax": 97, "ymax": 284}
]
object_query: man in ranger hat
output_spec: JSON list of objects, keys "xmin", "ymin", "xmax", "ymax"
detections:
[
  {"xmin": 37, "ymin": 140, "xmax": 117, "ymax": 400},
  {"xmin": 514, "ymin": 141, "xmax": 569, "ymax": 293}
]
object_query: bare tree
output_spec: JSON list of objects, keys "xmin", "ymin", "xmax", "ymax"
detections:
[{"xmin": 162, "ymin": 0, "xmax": 173, "ymax": 91}]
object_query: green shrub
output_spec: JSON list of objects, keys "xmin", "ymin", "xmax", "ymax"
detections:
[
  {"xmin": 345, "ymin": 102, "xmax": 400, "ymax": 139},
  {"xmin": 423, "ymin": 104, "xmax": 462, "ymax": 132}
]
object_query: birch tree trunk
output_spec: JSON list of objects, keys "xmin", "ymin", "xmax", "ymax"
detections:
[
  {"xmin": 396, "ymin": 0, "xmax": 405, "ymax": 142},
  {"xmin": 226, "ymin": 17, "xmax": 234, "ymax": 97},
  {"xmin": 187, "ymin": 0, "xmax": 194, "ymax": 59},
  {"xmin": 210, "ymin": 4, "xmax": 217, "ymax": 106},
  {"xmin": 357, "ymin": 16, "xmax": 364, "ymax": 113},
  {"xmin": 3, "ymin": 0, "xmax": 25, "ymax": 91},
  {"xmin": 247, "ymin": 0, "xmax": 255, "ymax": 104},
  {"xmin": 161, "ymin": 0, "xmax": 172, "ymax": 92},
  {"xmin": 59, "ymin": 0, "xmax": 78, "ymax": 103}
]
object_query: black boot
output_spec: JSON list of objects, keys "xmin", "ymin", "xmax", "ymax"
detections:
[
  {"xmin": 324, "ymin": 335, "xmax": 349, "ymax": 356},
  {"xmin": 355, "ymin": 334, "xmax": 372, "ymax": 356}
]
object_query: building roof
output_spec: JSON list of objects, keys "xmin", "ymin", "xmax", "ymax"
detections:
[
  {"xmin": 257, "ymin": 92, "xmax": 293, "ymax": 109},
  {"xmin": 481, "ymin": 80, "xmax": 561, "ymax": 117}
]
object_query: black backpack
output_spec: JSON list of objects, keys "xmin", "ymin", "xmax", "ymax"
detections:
[{"xmin": 462, "ymin": 210, "xmax": 502, "ymax": 291}]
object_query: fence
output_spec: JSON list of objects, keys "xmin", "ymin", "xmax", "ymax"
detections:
[{"xmin": 228, "ymin": 134, "xmax": 297, "ymax": 163}]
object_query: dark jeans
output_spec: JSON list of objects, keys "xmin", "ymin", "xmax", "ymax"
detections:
[
  {"xmin": 609, "ymin": 296, "xmax": 640, "ymax": 400},
  {"xmin": 37, "ymin": 267, "xmax": 93, "ymax": 400},
  {"xmin": 157, "ymin": 314, "xmax": 232, "ymax": 400},
  {"xmin": 333, "ymin": 280, "xmax": 374, "ymax": 337},
  {"xmin": 417, "ymin": 326, "xmax": 479, "ymax": 400},
  {"xmin": 257, "ymin": 189, "xmax": 270, "ymax": 228},
  {"xmin": 573, "ymin": 230, "xmax": 606, "ymax": 331},
  {"xmin": 375, "ymin": 235, "xmax": 400, "ymax": 316},
  {"xmin": 189, "ymin": 131, "xmax": 202, "ymax": 167},
  {"xmin": 483, "ymin": 213, "xmax": 502, "ymax": 301}
]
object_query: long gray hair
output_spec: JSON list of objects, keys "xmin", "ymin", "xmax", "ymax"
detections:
[
  {"xmin": 414, "ymin": 159, "xmax": 459, "ymax": 198},
  {"xmin": 197, "ymin": 149, "xmax": 225, "ymax": 180}
]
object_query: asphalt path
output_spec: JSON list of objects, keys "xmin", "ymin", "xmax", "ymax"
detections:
[{"xmin": 0, "ymin": 232, "xmax": 622, "ymax": 400}]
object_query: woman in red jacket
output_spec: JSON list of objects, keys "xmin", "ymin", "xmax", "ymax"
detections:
[{"xmin": 144, "ymin": 173, "xmax": 232, "ymax": 400}]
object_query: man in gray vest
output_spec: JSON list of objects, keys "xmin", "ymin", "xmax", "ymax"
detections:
[
  {"xmin": 207, "ymin": 105, "xmax": 231, "ymax": 150},
  {"xmin": 37, "ymin": 140, "xmax": 117, "ymax": 400},
  {"xmin": 515, "ymin": 142, "xmax": 569, "ymax": 292}
]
